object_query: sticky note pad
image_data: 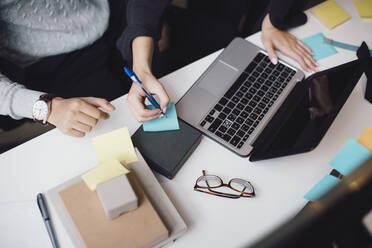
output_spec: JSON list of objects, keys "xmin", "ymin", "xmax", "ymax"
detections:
[
  {"xmin": 358, "ymin": 127, "xmax": 372, "ymax": 151},
  {"xmin": 355, "ymin": 0, "xmax": 372, "ymax": 18},
  {"xmin": 302, "ymin": 33, "xmax": 338, "ymax": 61},
  {"xmin": 82, "ymin": 159, "xmax": 130, "ymax": 191},
  {"xmin": 143, "ymin": 102, "xmax": 180, "ymax": 132},
  {"xmin": 329, "ymin": 139, "xmax": 372, "ymax": 176},
  {"xmin": 92, "ymin": 127, "xmax": 138, "ymax": 164},
  {"xmin": 311, "ymin": 0, "xmax": 350, "ymax": 29},
  {"xmin": 304, "ymin": 174, "xmax": 341, "ymax": 201}
]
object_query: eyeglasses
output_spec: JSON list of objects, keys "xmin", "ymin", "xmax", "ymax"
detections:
[{"xmin": 194, "ymin": 170, "xmax": 255, "ymax": 199}]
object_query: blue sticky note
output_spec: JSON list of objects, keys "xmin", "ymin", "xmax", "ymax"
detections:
[
  {"xmin": 304, "ymin": 174, "xmax": 341, "ymax": 202},
  {"xmin": 143, "ymin": 102, "xmax": 180, "ymax": 132},
  {"xmin": 301, "ymin": 33, "xmax": 338, "ymax": 61},
  {"xmin": 329, "ymin": 139, "xmax": 372, "ymax": 176}
]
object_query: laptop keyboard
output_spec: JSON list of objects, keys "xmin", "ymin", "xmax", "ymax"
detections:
[{"xmin": 200, "ymin": 52, "xmax": 296, "ymax": 149}]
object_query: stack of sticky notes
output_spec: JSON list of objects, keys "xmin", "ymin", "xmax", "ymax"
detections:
[
  {"xmin": 82, "ymin": 127, "xmax": 141, "ymax": 220},
  {"xmin": 311, "ymin": 0, "xmax": 350, "ymax": 29},
  {"xmin": 304, "ymin": 127, "xmax": 372, "ymax": 202},
  {"xmin": 355, "ymin": 0, "xmax": 372, "ymax": 18},
  {"xmin": 143, "ymin": 102, "xmax": 180, "ymax": 132},
  {"xmin": 302, "ymin": 33, "xmax": 338, "ymax": 61}
]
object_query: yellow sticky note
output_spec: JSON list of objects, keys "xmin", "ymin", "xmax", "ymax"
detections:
[
  {"xmin": 92, "ymin": 127, "xmax": 138, "ymax": 164},
  {"xmin": 358, "ymin": 127, "xmax": 372, "ymax": 152},
  {"xmin": 355, "ymin": 0, "xmax": 372, "ymax": 18},
  {"xmin": 312, "ymin": 0, "xmax": 350, "ymax": 29},
  {"xmin": 82, "ymin": 159, "xmax": 130, "ymax": 191}
]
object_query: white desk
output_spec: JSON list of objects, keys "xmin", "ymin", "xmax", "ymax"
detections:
[{"xmin": 1, "ymin": 0, "xmax": 372, "ymax": 247}]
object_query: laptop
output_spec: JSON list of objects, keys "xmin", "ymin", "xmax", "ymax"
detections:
[{"xmin": 177, "ymin": 37, "xmax": 364, "ymax": 161}]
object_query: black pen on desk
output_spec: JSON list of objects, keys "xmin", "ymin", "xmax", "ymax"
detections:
[
  {"xmin": 123, "ymin": 67, "xmax": 167, "ymax": 117},
  {"xmin": 37, "ymin": 193, "xmax": 59, "ymax": 248}
]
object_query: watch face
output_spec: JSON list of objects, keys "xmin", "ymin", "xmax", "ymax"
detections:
[{"xmin": 33, "ymin": 100, "xmax": 49, "ymax": 121}]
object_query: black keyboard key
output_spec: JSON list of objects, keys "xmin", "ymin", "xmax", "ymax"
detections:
[
  {"xmin": 262, "ymin": 97, "xmax": 270, "ymax": 103},
  {"xmin": 245, "ymin": 106, "xmax": 253, "ymax": 113},
  {"xmin": 219, "ymin": 125, "xmax": 227, "ymax": 133},
  {"xmin": 233, "ymin": 108, "xmax": 241, "ymax": 116},
  {"xmin": 240, "ymin": 111, "xmax": 249, "ymax": 118},
  {"xmin": 253, "ymin": 95, "xmax": 261, "ymax": 102},
  {"xmin": 215, "ymin": 131, "xmax": 224, "ymax": 138},
  {"xmin": 273, "ymin": 70, "xmax": 280, "ymax": 77},
  {"xmin": 232, "ymin": 96, "xmax": 240, "ymax": 103},
  {"xmin": 264, "ymin": 56, "xmax": 271, "ymax": 63},
  {"xmin": 242, "ymin": 124, "xmax": 250, "ymax": 131},
  {"xmin": 282, "ymin": 72, "xmax": 289, "ymax": 78},
  {"xmin": 230, "ymin": 136, "xmax": 241, "ymax": 147},
  {"xmin": 222, "ymin": 119, "xmax": 233, "ymax": 129},
  {"xmin": 258, "ymin": 78, "xmax": 265, "ymax": 84},
  {"xmin": 219, "ymin": 97, "xmax": 228, "ymax": 105},
  {"xmin": 209, "ymin": 109, "xmax": 215, "ymax": 115},
  {"xmin": 237, "ymin": 103, "xmax": 245, "ymax": 110},
  {"xmin": 258, "ymin": 102, "xmax": 266, "ymax": 109},
  {"xmin": 261, "ymin": 85, "xmax": 269, "ymax": 92},
  {"xmin": 227, "ymin": 102, "xmax": 236, "ymax": 109},
  {"xmin": 265, "ymin": 68, "xmax": 273, "ymax": 74},
  {"xmin": 262, "ymin": 73, "xmax": 268, "ymax": 79},
  {"xmin": 278, "ymin": 77, "xmax": 285, "ymax": 83},
  {"xmin": 223, "ymin": 134, "xmax": 232, "ymax": 142},
  {"xmin": 266, "ymin": 92, "xmax": 274, "ymax": 98},
  {"xmin": 268, "ymin": 63, "xmax": 275, "ymax": 69},
  {"xmin": 243, "ymin": 135, "xmax": 249, "ymax": 141},
  {"xmin": 250, "ymin": 113, "xmax": 258, "ymax": 120},
  {"xmin": 227, "ymin": 128, "xmax": 236, "ymax": 136},
  {"xmin": 244, "ymin": 81, "xmax": 252, "ymax": 88},
  {"xmin": 258, "ymin": 114, "xmax": 264, "ymax": 121},
  {"xmin": 254, "ymin": 108, "xmax": 262, "ymax": 115},
  {"xmin": 232, "ymin": 123, "xmax": 240, "ymax": 130},
  {"xmin": 237, "ymin": 130, "xmax": 245, "ymax": 137},
  {"xmin": 265, "ymin": 80, "xmax": 273, "ymax": 87},
  {"xmin": 270, "ymin": 87, "xmax": 278, "ymax": 93},
  {"xmin": 256, "ymin": 66, "xmax": 263, "ymax": 73},
  {"xmin": 248, "ymin": 76, "xmax": 256, "ymax": 83},
  {"xmin": 208, "ymin": 118, "xmax": 222, "ymax": 133},
  {"xmin": 205, "ymin": 115, "xmax": 214, "ymax": 122},
  {"xmin": 269, "ymin": 75, "xmax": 276, "ymax": 81},
  {"xmin": 290, "ymin": 71, "xmax": 296, "ymax": 76},
  {"xmin": 236, "ymin": 117, "xmax": 244, "ymax": 124},
  {"xmin": 224, "ymin": 73, "xmax": 248, "ymax": 98},
  {"xmin": 241, "ymin": 98, "xmax": 248, "ymax": 105},
  {"xmin": 257, "ymin": 90, "xmax": 265, "ymax": 97},
  {"xmin": 245, "ymin": 119, "xmax": 254, "ymax": 126},
  {"xmin": 253, "ymin": 83, "xmax": 261, "ymax": 89},
  {"xmin": 236, "ymin": 91, "xmax": 244, "ymax": 98},
  {"xmin": 240, "ymin": 86, "xmax": 248, "ymax": 93},
  {"xmin": 277, "ymin": 63, "xmax": 285, "ymax": 71},
  {"xmin": 274, "ymin": 82, "xmax": 281, "ymax": 88},
  {"xmin": 248, "ymin": 101, "xmax": 257, "ymax": 108},
  {"xmin": 244, "ymin": 92, "xmax": 253, "ymax": 99},
  {"xmin": 245, "ymin": 62, "xmax": 257, "ymax": 73},
  {"xmin": 223, "ymin": 107, "xmax": 232, "ymax": 114},
  {"xmin": 214, "ymin": 104, "xmax": 223, "ymax": 112},
  {"xmin": 237, "ymin": 142, "xmax": 244, "ymax": 149},
  {"xmin": 253, "ymin": 53, "xmax": 265, "ymax": 63},
  {"xmin": 248, "ymin": 128, "xmax": 254, "ymax": 134},
  {"xmin": 227, "ymin": 114, "xmax": 237, "ymax": 121},
  {"xmin": 263, "ymin": 107, "xmax": 269, "ymax": 114},
  {"xmin": 253, "ymin": 71, "xmax": 260, "ymax": 78},
  {"xmin": 200, "ymin": 121, "xmax": 206, "ymax": 127},
  {"xmin": 253, "ymin": 121, "xmax": 260, "ymax": 127},
  {"xmin": 249, "ymin": 88, "xmax": 257, "ymax": 94},
  {"xmin": 218, "ymin": 112, "xmax": 227, "ymax": 119}
]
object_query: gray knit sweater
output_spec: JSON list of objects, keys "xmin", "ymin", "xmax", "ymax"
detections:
[{"xmin": 0, "ymin": 0, "xmax": 110, "ymax": 119}]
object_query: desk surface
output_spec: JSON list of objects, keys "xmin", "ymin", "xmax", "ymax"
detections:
[{"xmin": 1, "ymin": 1, "xmax": 372, "ymax": 247}]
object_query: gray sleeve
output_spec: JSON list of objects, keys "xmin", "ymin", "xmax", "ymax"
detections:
[{"xmin": 0, "ymin": 72, "xmax": 45, "ymax": 120}]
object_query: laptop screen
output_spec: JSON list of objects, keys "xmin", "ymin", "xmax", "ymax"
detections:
[{"xmin": 262, "ymin": 61, "xmax": 361, "ymax": 152}]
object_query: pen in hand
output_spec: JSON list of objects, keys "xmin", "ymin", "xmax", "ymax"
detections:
[
  {"xmin": 123, "ymin": 67, "xmax": 167, "ymax": 117},
  {"xmin": 37, "ymin": 193, "xmax": 59, "ymax": 248}
]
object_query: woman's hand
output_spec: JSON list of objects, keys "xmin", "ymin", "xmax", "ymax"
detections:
[
  {"xmin": 127, "ymin": 36, "xmax": 170, "ymax": 123},
  {"xmin": 127, "ymin": 69, "xmax": 169, "ymax": 122},
  {"xmin": 261, "ymin": 14, "xmax": 317, "ymax": 73}
]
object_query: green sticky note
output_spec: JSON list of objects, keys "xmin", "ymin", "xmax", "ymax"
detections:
[
  {"xmin": 304, "ymin": 174, "xmax": 341, "ymax": 202},
  {"xmin": 329, "ymin": 139, "xmax": 372, "ymax": 176},
  {"xmin": 143, "ymin": 102, "xmax": 180, "ymax": 132},
  {"xmin": 301, "ymin": 33, "xmax": 338, "ymax": 61}
]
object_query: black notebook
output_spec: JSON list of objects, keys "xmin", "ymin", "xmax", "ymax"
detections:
[{"xmin": 132, "ymin": 119, "xmax": 202, "ymax": 179}]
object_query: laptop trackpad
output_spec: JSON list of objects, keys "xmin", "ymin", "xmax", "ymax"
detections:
[{"xmin": 198, "ymin": 60, "xmax": 239, "ymax": 97}]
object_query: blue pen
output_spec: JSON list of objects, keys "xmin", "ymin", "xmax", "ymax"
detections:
[{"xmin": 123, "ymin": 67, "xmax": 166, "ymax": 116}]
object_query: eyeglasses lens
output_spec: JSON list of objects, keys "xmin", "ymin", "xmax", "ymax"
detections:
[
  {"xmin": 197, "ymin": 175, "xmax": 222, "ymax": 188},
  {"xmin": 230, "ymin": 178, "xmax": 254, "ymax": 194}
]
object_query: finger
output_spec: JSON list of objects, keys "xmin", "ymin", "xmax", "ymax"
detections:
[
  {"xmin": 291, "ymin": 50, "xmax": 309, "ymax": 72},
  {"xmin": 82, "ymin": 97, "xmax": 115, "ymax": 111},
  {"xmin": 150, "ymin": 83, "xmax": 170, "ymax": 113},
  {"xmin": 296, "ymin": 45, "xmax": 317, "ymax": 71},
  {"xmin": 263, "ymin": 40, "xmax": 278, "ymax": 65},
  {"xmin": 127, "ymin": 91, "xmax": 163, "ymax": 122},
  {"xmin": 76, "ymin": 112, "xmax": 98, "ymax": 127},
  {"xmin": 67, "ymin": 129, "xmax": 85, "ymax": 137},
  {"xmin": 73, "ymin": 121, "xmax": 92, "ymax": 133},
  {"xmin": 80, "ymin": 101, "xmax": 110, "ymax": 120},
  {"xmin": 297, "ymin": 40, "xmax": 314, "ymax": 56}
]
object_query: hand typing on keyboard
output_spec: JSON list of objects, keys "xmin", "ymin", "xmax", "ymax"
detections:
[{"xmin": 261, "ymin": 14, "xmax": 318, "ymax": 73}]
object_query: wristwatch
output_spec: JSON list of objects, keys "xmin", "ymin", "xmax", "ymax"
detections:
[{"xmin": 32, "ymin": 94, "xmax": 55, "ymax": 125}]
